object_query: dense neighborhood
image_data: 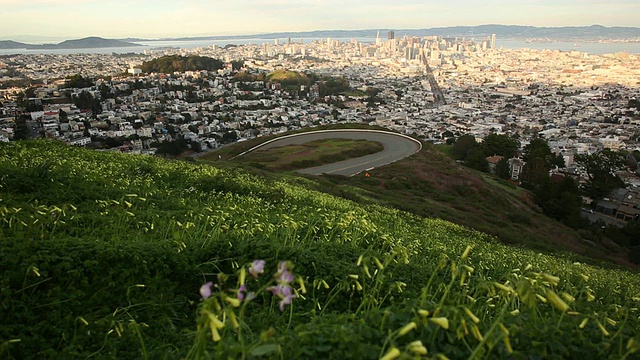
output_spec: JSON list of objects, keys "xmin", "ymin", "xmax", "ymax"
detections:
[{"xmin": 1, "ymin": 35, "xmax": 639, "ymax": 225}]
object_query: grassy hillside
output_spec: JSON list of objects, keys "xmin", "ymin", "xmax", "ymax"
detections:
[
  {"xmin": 265, "ymin": 70, "xmax": 311, "ymax": 87},
  {"xmin": 210, "ymin": 127, "xmax": 633, "ymax": 268},
  {"xmin": 298, "ymin": 143, "xmax": 635, "ymax": 267},
  {"xmin": 1, "ymin": 140, "xmax": 639, "ymax": 359}
]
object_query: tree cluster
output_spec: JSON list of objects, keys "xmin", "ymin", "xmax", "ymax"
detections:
[
  {"xmin": 154, "ymin": 138, "xmax": 191, "ymax": 156},
  {"xmin": 73, "ymin": 91, "xmax": 102, "ymax": 115},
  {"xmin": 451, "ymin": 133, "xmax": 520, "ymax": 173},
  {"xmin": 482, "ymin": 133, "xmax": 520, "ymax": 158},
  {"xmin": 574, "ymin": 150, "xmax": 626, "ymax": 200},
  {"xmin": 141, "ymin": 55, "xmax": 224, "ymax": 74},
  {"xmin": 233, "ymin": 71, "xmax": 266, "ymax": 83},
  {"xmin": 15, "ymin": 87, "xmax": 43, "ymax": 112},
  {"xmin": 317, "ymin": 77, "xmax": 350, "ymax": 97},
  {"xmin": 521, "ymin": 138, "xmax": 582, "ymax": 227},
  {"xmin": 63, "ymin": 74, "xmax": 95, "ymax": 89}
]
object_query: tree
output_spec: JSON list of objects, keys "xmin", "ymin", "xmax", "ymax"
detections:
[
  {"xmin": 535, "ymin": 176, "xmax": 583, "ymax": 228},
  {"xmin": 575, "ymin": 150, "xmax": 626, "ymax": 200},
  {"xmin": 73, "ymin": 91, "xmax": 102, "ymax": 115},
  {"xmin": 451, "ymin": 135, "xmax": 478, "ymax": 160},
  {"xmin": 522, "ymin": 138, "xmax": 551, "ymax": 163},
  {"xmin": 495, "ymin": 158, "xmax": 511, "ymax": 179},
  {"xmin": 63, "ymin": 74, "xmax": 94, "ymax": 89},
  {"xmin": 99, "ymin": 83, "xmax": 114, "ymax": 99},
  {"xmin": 231, "ymin": 60, "xmax": 244, "ymax": 71},
  {"xmin": 59, "ymin": 109, "xmax": 68, "ymax": 122},
  {"xmin": 155, "ymin": 139, "xmax": 190, "ymax": 156},
  {"xmin": 221, "ymin": 131, "xmax": 238, "ymax": 144},
  {"xmin": 13, "ymin": 117, "xmax": 30, "ymax": 140},
  {"xmin": 552, "ymin": 153, "xmax": 566, "ymax": 168},
  {"xmin": 16, "ymin": 87, "xmax": 43, "ymax": 112},
  {"xmin": 521, "ymin": 157, "xmax": 550, "ymax": 190},
  {"xmin": 466, "ymin": 147, "xmax": 489, "ymax": 172},
  {"xmin": 482, "ymin": 133, "xmax": 519, "ymax": 158},
  {"xmin": 521, "ymin": 138, "xmax": 555, "ymax": 190}
]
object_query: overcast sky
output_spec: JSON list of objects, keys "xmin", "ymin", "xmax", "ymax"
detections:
[{"xmin": 1, "ymin": 0, "xmax": 638, "ymax": 40}]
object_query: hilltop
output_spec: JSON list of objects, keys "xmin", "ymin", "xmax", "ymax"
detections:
[
  {"xmin": 265, "ymin": 69, "xmax": 311, "ymax": 87},
  {"xmin": 140, "ymin": 55, "xmax": 224, "ymax": 74},
  {"xmin": 1, "ymin": 140, "xmax": 638, "ymax": 359}
]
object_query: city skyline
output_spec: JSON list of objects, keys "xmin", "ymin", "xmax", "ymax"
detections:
[{"xmin": 1, "ymin": 0, "xmax": 639, "ymax": 40}]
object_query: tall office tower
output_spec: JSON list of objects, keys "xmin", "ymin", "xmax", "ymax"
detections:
[
  {"xmin": 388, "ymin": 31, "xmax": 395, "ymax": 40},
  {"xmin": 405, "ymin": 47, "xmax": 413, "ymax": 60},
  {"xmin": 376, "ymin": 31, "xmax": 381, "ymax": 46},
  {"xmin": 490, "ymin": 34, "xmax": 496, "ymax": 49},
  {"xmin": 274, "ymin": 38, "xmax": 279, "ymax": 46}
]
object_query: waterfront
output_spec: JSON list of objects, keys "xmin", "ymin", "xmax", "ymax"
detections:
[
  {"xmin": 1, "ymin": 37, "xmax": 638, "ymax": 56},
  {"xmin": 497, "ymin": 39, "xmax": 639, "ymax": 54}
]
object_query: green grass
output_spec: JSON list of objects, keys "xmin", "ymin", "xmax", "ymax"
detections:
[
  {"xmin": 200, "ymin": 123, "xmax": 388, "ymax": 161},
  {"xmin": 1, "ymin": 140, "xmax": 639, "ymax": 359},
  {"xmin": 280, "ymin": 142, "xmax": 633, "ymax": 268},
  {"xmin": 434, "ymin": 144, "xmax": 454, "ymax": 157},
  {"xmin": 237, "ymin": 139, "xmax": 383, "ymax": 171}
]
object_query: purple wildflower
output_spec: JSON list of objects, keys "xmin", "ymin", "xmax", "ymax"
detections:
[
  {"xmin": 275, "ymin": 261, "xmax": 294, "ymax": 284},
  {"xmin": 200, "ymin": 281, "xmax": 213, "ymax": 299},
  {"xmin": 267, "ymin": 285, "xmax": 280, "ymax": 296},
  {"xmin": 237, "ymin": 284, "xmax": 247, "ymax": 301},
  {"xmin": 248, "ymin": 260, "xmax": 265, "ymax": 279},
  {"xmin": 268, "ymin": 284, "xmax": 297, "ymax": 311},
  {"xmin": 279, "ymin": 287, "xmax": 296, "ymax": 311},
  {"xmin": 278, "ymin": 270, "xmax": 294, "ymax": 284}
]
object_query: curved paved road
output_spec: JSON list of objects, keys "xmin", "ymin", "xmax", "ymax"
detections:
[{"xmin": 236, "ymin": 129, "xmax": 422, "ymax": 176}]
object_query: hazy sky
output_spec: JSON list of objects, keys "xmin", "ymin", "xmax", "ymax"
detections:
[{"xmin": 1, "ymin": 0, "xmax": 638, "ymax": 40}]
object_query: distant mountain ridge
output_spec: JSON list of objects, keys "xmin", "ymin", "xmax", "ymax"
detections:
[
  {"xmin": 129, "ymin": 24, "xmax": 640, "ymax": 42},
  {"xmin": 0, "ymin": 37, "xmax": 139, "ymax": 50}
]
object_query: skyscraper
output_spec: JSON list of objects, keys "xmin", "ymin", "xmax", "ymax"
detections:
[
  {"xmin": 388, "ymin": 31, "xmax": 395, "ymax": 40},
  {"xmin": 490, "ymin": 34, "xmax": 496, "ymax": 49}
]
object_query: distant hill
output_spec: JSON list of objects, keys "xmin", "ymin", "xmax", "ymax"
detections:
[
  {"xmin": 0, "ymin": 37, "xmax": 140, "ymax": 50},
  {"xmin": 37, "ymin": 37, "xmax": 140, "ymax": 49},
  {"xmin": 0, "ymin": 40, "xmax": 30, "ymax": 49}
]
